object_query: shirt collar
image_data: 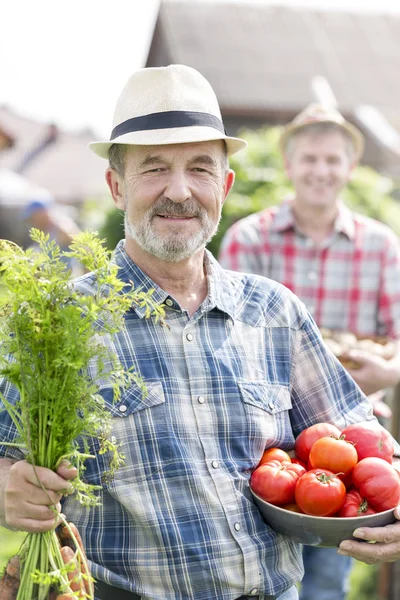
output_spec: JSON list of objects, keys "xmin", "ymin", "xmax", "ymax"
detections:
[
  {"xmin": 202, "ymin": 251, "xmax": 237, "ymax": 320},
  {"xmin": 112, "ymin": 241, "xmax": 170, "ymax": 318},
  {"xmin": 112, "ymin": 241, "xmax": 237, "ymax": 320},
  {"xmin": 272, "ymin": 198, "xmax": 355, "ymax": 240}
]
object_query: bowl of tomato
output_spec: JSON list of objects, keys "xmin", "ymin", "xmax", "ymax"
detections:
[
  {"xmin": 250, "ymin": 421, "xmax": 400, "ymax": 547},
  {"xmin": 250, "ymin": 488, "xmax": 396, "ymax": 547}
]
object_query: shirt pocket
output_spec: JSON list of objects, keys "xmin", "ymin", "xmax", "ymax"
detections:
[
  {"xmin": 237, "ymin": 380, "xmax": 293, "ymax": 460},
  {"xmin": 83, "ymin": 380, "xmax": 173, "ymax": 487}
]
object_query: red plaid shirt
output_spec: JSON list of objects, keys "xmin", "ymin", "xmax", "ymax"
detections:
[{"xmin": 219, "ymin": 200, "xmax": 400, "ymax": 338}]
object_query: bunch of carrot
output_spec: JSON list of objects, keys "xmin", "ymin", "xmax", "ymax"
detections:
[
  {"xmin": 0, "ymin": 523, "xmax": 91, "ymax": 599},
  {"xmin": 0, "ymin": 230, "xmax": 163, "ymax": 599}
]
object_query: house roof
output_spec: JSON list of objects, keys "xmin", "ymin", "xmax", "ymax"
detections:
[
  {"xmin": 0, "ymin": 106, "xmax": 109, "ymax": 203},
  {"xmin": 147, "ymin": 2, "xmax": 400, "ymax": 118}
]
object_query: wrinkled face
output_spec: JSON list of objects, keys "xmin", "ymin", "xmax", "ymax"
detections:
[
  {"xmin": 108, "ymin": 141, "xmax": 234, "ymax": 262},
  {"xmin": 285, "ymin": 130, "xmax": 354, "ymax": 209}
]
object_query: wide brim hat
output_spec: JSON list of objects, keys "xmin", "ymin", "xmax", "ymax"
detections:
[
  {"xmin": 89, "ymin": 64, "xmax": 247, "ymax": 158},
  {"xmin": 280, "ymin": 103, "xmax": 365, "ymax": 160}
]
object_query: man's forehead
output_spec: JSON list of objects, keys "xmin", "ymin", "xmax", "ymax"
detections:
[
  {"xmin": 294, "ymin": 129, "xmax": 349, "ymax": 151},
  {"xmin": 127, "ymin": 140, "xmax": 224, "ymax": 161}
]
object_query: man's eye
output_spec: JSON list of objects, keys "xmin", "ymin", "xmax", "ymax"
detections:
[
  {"xmin": 146, "ymin": 168, "xmax": 164, "ymax": 173},
  {"xmin": 192, "ymin": 167, "xmax": 209, "ymax": 173}
]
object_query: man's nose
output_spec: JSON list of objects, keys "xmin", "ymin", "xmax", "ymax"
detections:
[
  {"xmin": 313, "ymin": 160, "xmax": 330, "ymax": 177},
  {"xmin": 164, "ymin": 171, "xmax": 191, "ymax": 203}
]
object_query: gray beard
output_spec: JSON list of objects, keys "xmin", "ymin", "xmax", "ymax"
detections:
[{"xmin": 124, "ymin": 198, "xmax": 220, "ymax": 262}]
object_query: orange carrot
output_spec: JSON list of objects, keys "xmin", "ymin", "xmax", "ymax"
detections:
[
  {"xmin": 58, "ymin": 522, "xmax": 92, "ymax": 595},
  {"xmin": 60, "ymin": 546, "xmax": 86, "ymax": 597},
  {"xmin": 0, "ymin": 572, "xmax": 19, "ymax": 600},
  {"xmin": 5, "ymin": 556, "xmax": 20, "ymax": 581},
  {"xmin": 58, "ymin": 522, "xmax": 85, "ymax": 554}
]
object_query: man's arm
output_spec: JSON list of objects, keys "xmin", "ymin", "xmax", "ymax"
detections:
[{"xmin": 0, "ymin": 457, "xmax": 76, "ymax": 532}]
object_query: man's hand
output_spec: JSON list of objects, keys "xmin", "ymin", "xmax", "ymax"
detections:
[
  {"xmin": 338, "ymin": 506, "xmax": 400, "ymax": 563},
  {"xmin": 346, "ymin": 350, "xmax": 400, "ymax": 396},
  {"xmin": 3, "ymin": 460, "xmax": 77, "ymax": 533}
]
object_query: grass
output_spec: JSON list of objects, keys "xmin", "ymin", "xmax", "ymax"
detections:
[{"xmin": 0, "ymin": 526, "xmax": 25, "ymax": 570}]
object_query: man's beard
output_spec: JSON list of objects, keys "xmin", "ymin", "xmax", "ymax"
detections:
[{"xmin": 124, "ymin": 198, "xmax": 220, "ymax": 262}]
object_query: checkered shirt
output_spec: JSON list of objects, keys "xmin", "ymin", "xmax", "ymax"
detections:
[
  {"xmin": 0, "ymin": 241, "xmax": 376, "ymax": 600},
  {"xmin": 219, "ymin": 201, "xmax": 400, "ymax": 338}
]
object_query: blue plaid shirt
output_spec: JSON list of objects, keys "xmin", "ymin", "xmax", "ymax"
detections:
[{"xmin": 0, "ymin": 241, "xmax": 375, "ymax": 600}]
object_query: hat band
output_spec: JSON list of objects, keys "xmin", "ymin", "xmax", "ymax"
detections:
[{"xmin": 110, "ymin": 110, "xmax": 226, "ymax": 140}]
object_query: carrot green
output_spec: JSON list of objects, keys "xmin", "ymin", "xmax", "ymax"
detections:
[{"xmin": 0, "ymin": 229, "xmax": 164, "ymax": 599}]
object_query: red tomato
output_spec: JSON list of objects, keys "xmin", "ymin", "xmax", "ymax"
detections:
[
  {"xmin": 259, "ymin": 447, "xmax": 292, "ymax": 466},
  {"xmin": 308, "ymin": 436, "xmax": 358, "ymax": 477},
  {"xmin": 352, "ymin": 457, "xmax": 400, "ymax": 512},
  {"xmin": 294, "ymin": 468, "xmax": 346, "ymax": 516},
  {"xmin": 294, "ymin": 423, "xmax": 341, "ymax": 463},
  {"xmin": 337, "ymin": 490, "xmax": 376, "ymax": 518},
  {"xmin": 341, "ymin": 422, "xmax": 394, "ymax": 464},
  {"xmin": 251, "ymin": 460, "xmax": 305, "ymax": 506},
  {"xmin": 291, "ymin": 457, "xmax": 307, "ymax": 470}
]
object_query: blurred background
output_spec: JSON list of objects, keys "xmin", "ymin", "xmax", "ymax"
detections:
[{"xmin": 2, "ymin": 0, "xmax": 400, "ymax": 597}]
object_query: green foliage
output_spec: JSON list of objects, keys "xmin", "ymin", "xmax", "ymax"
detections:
[
  {"xmin": 347, "ymin": 561, "xmax": 379, "ymax": 600},
  {"xmin": 0, "ymin": 527, "xmax": 25, "ymax": 568},
  {"xmin": 0, "ymin": 229, "xmax": 164, "ymax": 600},
  {"xmin": 99, "ymin": 208, "xmax": 125, "ymax": 251}
]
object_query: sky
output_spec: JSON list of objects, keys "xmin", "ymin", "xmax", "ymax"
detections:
[{"xmin": 2, "ymin": 0, "xmax": 400, "ymax": 139}]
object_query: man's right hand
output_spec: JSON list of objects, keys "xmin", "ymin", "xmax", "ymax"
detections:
[{"xmin": 3, "ymin": 460, "xmax": 77, "ymax": 533}]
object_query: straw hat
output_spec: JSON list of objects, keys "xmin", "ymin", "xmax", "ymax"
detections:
[
  {"xmin": 280, "ymin": 103, "xmax": 365, "ymax": 160},
  {"xmin": 89, "ymin": 64, "xmax": 247, "ymax": 158}
]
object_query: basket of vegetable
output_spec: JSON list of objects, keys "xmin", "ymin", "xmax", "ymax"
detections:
[{"xmin": 0, "ymin": 230, "xmax": 163, "ymax": 599}]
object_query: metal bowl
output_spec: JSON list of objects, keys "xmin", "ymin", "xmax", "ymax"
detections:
[{"xmin": 251, "ymin": 487, "xmax": 396, "ymax": 547}]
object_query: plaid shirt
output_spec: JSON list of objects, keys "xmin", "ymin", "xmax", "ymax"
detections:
[
  {"xmin": 0, "ymin": 241, "xmax": 375, "ymax": 600},
  {"xmin": 219, "ymin": 200, "xmax": 400, "ymax": 338}
]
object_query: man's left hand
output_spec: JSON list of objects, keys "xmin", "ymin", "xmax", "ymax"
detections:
[{"xmin": 338, "ymin": 506, "xmax": 400, "ymax": 563}]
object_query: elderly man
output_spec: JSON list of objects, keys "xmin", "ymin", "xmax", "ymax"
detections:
[
  {"xmin": 1, "ymin": 67, "xmax": 400, "ymax": 600},
  {"xmin": 219, "ymin": 104, "xmax": 400, "ymax": 600}
]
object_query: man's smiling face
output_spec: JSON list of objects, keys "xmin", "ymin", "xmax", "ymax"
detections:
[
  {"xmin": 285, "ymin": 130, "xmax": 354, "ymax": 210},
  {"xmin": 112, "ymin": 140, "xmax": 233, "ymax": 262}
]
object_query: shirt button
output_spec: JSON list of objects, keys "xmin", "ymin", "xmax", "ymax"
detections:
[
  {"xmin": 308, "ymin": 271, "xmax": 317, "ymax": 281},
  {"xmin": 119, "ymin": 405, "xmax": 127, "ymax": 413},
  {"xmin": 198, "ymin": 396, "xmax": 205, "ymax": 404},
  {"xmin": 268, "ymin": 401, "xmax": 274, "ymax": 410},
  {"xmin": 234, "ymin": 522, "xmax": 241, "ymax": 531},
  {"xmin": 211, "ymin": 461, "xmax": 219, "ymax": 469},
  {"xmin": 250, "ymin": 589, "xmax": 258, "ymax": 596},
  {"xmin": 165, "ymin": 298, "xmax": 173, "ymax": 307},
  {"xmin": 186, "ymin": 333, "xmax": 193, "ymax": 341}
]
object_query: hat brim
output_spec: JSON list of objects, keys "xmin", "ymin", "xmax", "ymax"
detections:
[
  {"xmin": 280, "ymin": 120, "xmax": 365, "ymax": 161},
  {"xmin": 89, "ymin": 126, "xmax": 247, "ymax": 158}
]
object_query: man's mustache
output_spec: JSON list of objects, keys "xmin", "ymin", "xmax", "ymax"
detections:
[{"xmin": 149, "ymin": 199, "xmax": 203, "ymax": 218}]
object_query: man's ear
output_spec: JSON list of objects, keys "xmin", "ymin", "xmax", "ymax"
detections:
[
  {"xmin": 222, "ymin": 170, "xmax": 235, "ymax": 204},
  {"xmin": 283, "ymin": 156, "xmax": 291, "ymax": 179},
  {"xmin": 347, "ymin": 160, "xmax": 358, "ymax": 181},
  {"xmin": 106, "ymin": 168, "xmax": 125, "ymax": 209}
]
